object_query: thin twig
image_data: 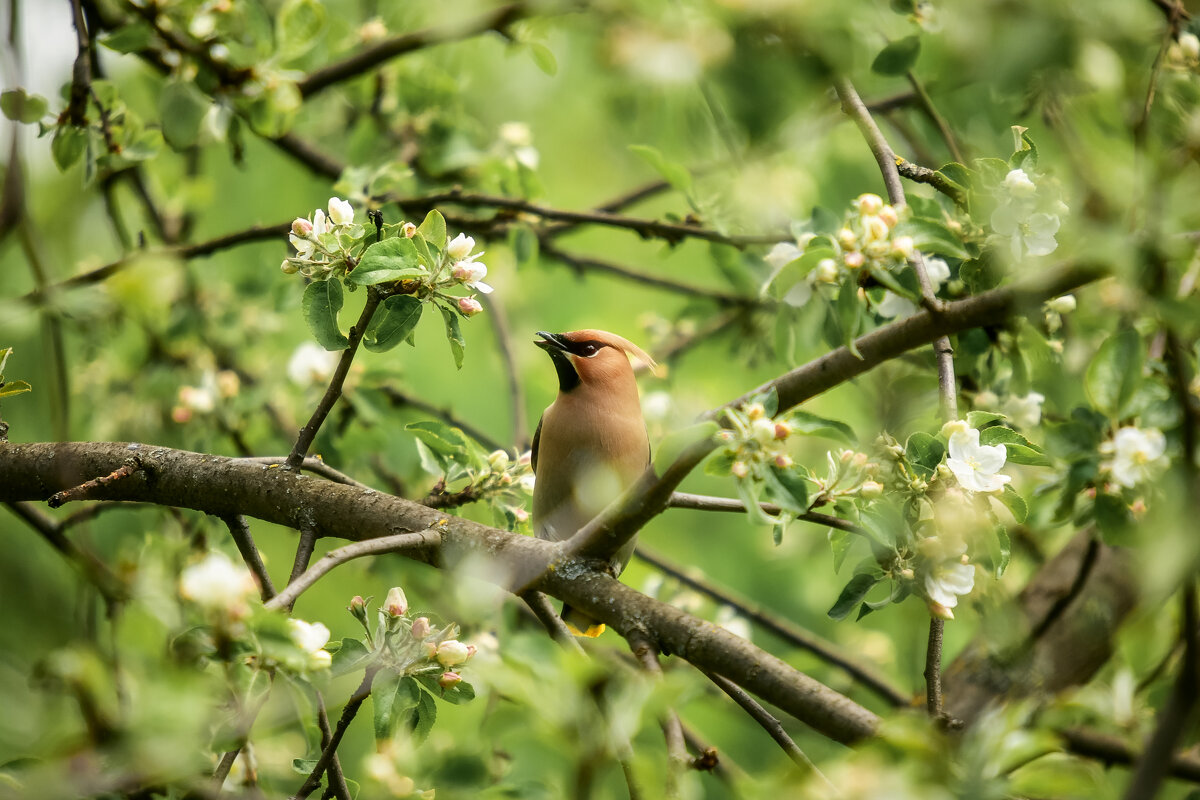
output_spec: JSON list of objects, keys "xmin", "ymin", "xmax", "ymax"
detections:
[
  {"xmin": 4, "ymin": 501, "xmax": 125, "ymax": 601},
  {"xmin": 291, "ymin": 668, "xmax": 379, "ymax": 800},
  {"xmin": 905, "ymin": 71, "xmax": 965, "ymax": 164},
  {"xmin": 378, "ymin": 386, "xmax": 505, "ymax": 451},
  {"xmin": 222, "ymin": 515, "xmax": 276, "ymax": 602},
  {"xmin": 626, "ymin": 629, "xmax": 688, "ymax": 795},
  {"xmin": 235, "ymin": 456, "xmax": 373, "ymax": 490},
  {"xmin": 266, "ymin": 530, "xmax": 440, "ymax": 612},
  {"xmin": 1061, "ymin": 726, "xmax": 1200, "ymax": 783},
  {"xmin": 47, "ymin": 462, "xmax": 141, "ymax": 508},
  {"xmin": 634, "ymin": 545, "xmax": 908, "ymax": 706},
  {"xmin": 896, "ymin": 157, "xmax": 968, "ymax": 209},
  {"xmin": 480, "ymin": 293, "xmax": 529, "ymax": 449},
  {"xmin": 313, "ymin": 692, "xmax": 353, "ymax": 800},
  {"xmin": 522, "ymin": 591, "xmax": 585, "ymax": 654},
  {"xmin": 286, "ymin": 289, "xmax": 383, "ymax": 470},
  {"xmin": 667, "ymin": 492, "xmax": 863, "ymax": 534}
]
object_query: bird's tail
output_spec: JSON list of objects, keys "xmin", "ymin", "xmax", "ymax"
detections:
[{"xmin": 561, "ymin": 605, "xmax": 605, "ymax": 638}]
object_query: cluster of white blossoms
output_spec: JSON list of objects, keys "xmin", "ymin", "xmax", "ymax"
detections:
[
  {"xmin": 974, "ymin": 389, "xmax": 1046, "ymax": 430},
  {"xmin": 919, "ymin": 531, "xmax": 976, "ymax": 620},
  {"xmin": 876, "ymin": 256, "xmax": 951, "ymax": 319},
  {"xmin": 942, "ymin": 419, "xmax": 1012, "ymax": 493},
  {"xmin": 350, "ymin": 587, "xmax": 477, "ymax": 691},
  {"xmin": 990, "ymin": 168, "xmax": 1067, "ymax": 261},
  {"xmin": 282, "ymin": 197, "xmax": 361, "ymax": 280},
  {"xmin": 717, "ymin": 401, "xmax": 798, "ymax": 478},
  {"xmin": 287, "ymin": 618, "xmax": 332, "ymax": 670},
  {"xmin": 765, "ymin": 193, "xmax": 915, "ymax": 308},
  {"xmin": 1101, "ymin": 426, "xmax": 1169, "ymax": 489},
  {"xmin": 446, "ymin": 232, "xmax": 492, "ymax": 316},
  {"xmin": 179, "ymin": 551, "xmax": 258, "ymax": 619}
]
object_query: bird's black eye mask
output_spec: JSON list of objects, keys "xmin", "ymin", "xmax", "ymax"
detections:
[{"xmin": 535, "ymin": 332, "xmax": 611, "ymax": 392}]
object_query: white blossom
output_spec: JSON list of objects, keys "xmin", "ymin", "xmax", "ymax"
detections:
[
  {"xmin": 1101, "ymin": 426, "xmax": 1168, "ymax": 488},
  {"xmin": 1003, "ymin": 168, "xmax": 1037, "ymax": 198},
  {"xmin": 447, "ymin": 233, "xmax": 476, "ymax": 260},
  {"xmin": 924, "ymin": 560, "xmax": 976, "ymax": 615},
  {"xmin": 327, "ymin": 197, "xmax": 354, "ymax": 227},
  {"xmin": 435, "ymin": 640, "xmax": 473, "ymax": 667},
  {"xmin": 451, "ymin": 260, "xmax": 493, "ymax": 294},
  {"xmin": 288, "ymin": 619, "xmax": 332, "ymax": 668},
  {"xmin": 1001, "ymin": 391, "xmax": 1045, "ymax": 429},
  {"xmin": 1045, "ymin": 294, "xmax": 1076, "ymax": 314},
  {"xmin": 764, "ymin": 241, "xmax": 803, "ymax": 272},
  {"xmin": 287, "ymin": 342, "xmax": 340, "ymax": 386},
  {"xmin": 179, "ymin": 552, "xmax": 257, "ymax": 615},
  {"xmin": 943, "ymin": 420, "xmax": 1011, "ymax": 493},
  {"xmin": 877, "ymin": 257, "xmax": 951, "ymax": 319}
]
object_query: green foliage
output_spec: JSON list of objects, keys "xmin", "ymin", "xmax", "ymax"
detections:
[{"xmin": 301, "ymin": 279, "xmax": 350, "ymax": 351}]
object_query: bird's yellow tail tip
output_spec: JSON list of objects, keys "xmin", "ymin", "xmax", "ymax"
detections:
[{"xmin": 565, "ymin": 621, "xmax": 606, "ymax": 638}]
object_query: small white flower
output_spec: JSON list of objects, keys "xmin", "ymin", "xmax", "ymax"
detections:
[
  {"xmin": 1046, "ymin": 294, "xmax": 1076, "ymax": 314},
  {"xmin": 642, "ymin": 391, "xmax": 673, "ymax": 422},
  {"xmin": 750, "ymin": 417, "xmax": 776, "ymax": 445},
  {"xmin": 287, "ymin": 342, "xmax": 340, "ymax": 386},
  {"xmin": 451, "ymin": 261, "xmax": 493, "ymax": 294},
  {"xmin": 924, "ymin": 560, "xmax": 976, "ymax": 614},
  {"xmin": 435, "ymin": 640, "xmax": 473, "ymax": 667},
  {"xmin": 992, "ymin": 204, "xmax": 1060, "ymax": 260},
  {"xmin": 447, "ymin": 233, "xmax": 475, "ymax": 260},
  {"xmin": 1101, "ymin": 426, "xmax": 1168, "ymax": 488},
  {"xmin": 925, "ymin": 256, "xmax": 951, "ymax": 285},
  {"xmin": 288, "ymin": 618, "xmax": 332, "ymax": 654},
  {"xmin": 312, "ymin": 209, "xmax": 328, "ymax": 236},
  {"xmin": 876, "ymin": 257, "xmax": 951, "ymax": 319},
  {"xmin": 384, "ymin": 586, "xmax": 408, "ymax": 617},
  {"xmin": 945, "ymin": 424, "xmax": 1011, "ymax": 493},
  {"xmin": 1003, "ymin": 168, "xmax": 1037, "ymax": 198},
  {"xmin": 327, "ymin": 197, "xmax": 354, "ymax": 227},
  {"xmin": 499, "ymin": 122, "xmax": 533, "ymax": 147},
  {"xmin": 765, "ymin": 242, "xmax": 803, "ymax": 272},
  {"xmin": 179, "ymin": 552, "xmax": 257, "ymax": 615},
  {"xmin": 814, "ymin": 258, "xmax": 840, "ymax": 284},
  {"xmin": 178, "ymin": 385, "xmax": 216, "ymax": 414},
  {"xmin": 1002, "ymin": 392, "xmax": 1045, "ymax": 429},
  {"xmin": 1181, "ymin": 32, "xmax": 1200, "ymax": 61}
]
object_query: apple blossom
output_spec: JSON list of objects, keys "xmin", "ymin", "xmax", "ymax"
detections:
[
  {"xmin": 764, "ymin": 241, "xmax": 803, "ymax": 272},
  {"xmin": 439, "ymin": 671, "xmax": 463, "ymax": 689},
  {"xmin": 288, "ymin": 619, "xmax": 332, "ymax": 668},
  {"xmin": 436, "ymin": 640, "xmax": 473, "ymax": 667},
  {"xmin": 943, "ymin": 420, "xmax": 1011, "ymax": 493},
  {"xmin": 1101, "ymin": 426, "xmax": 1168, "ymax": 488},
  {"xmin": 287, "ymin": 342, "xmax": 340, "ymax": 386},
  {"xmin": 451, "ymin": 261, "xmax": 493, "ymax": 294},
  {"xmin": 447, "ymin": 233, "xmax": 475, "ymax": 260},
  {"xmin": 179, "ymin": 552, "xmax": 257, "ymax": 615},
  {"xmin": 1046, "ymin": 294, "xmax": 1076, "ymax": 314},
  {"xmin": 458, "ymin": 297, "xmax": 483, "ymax": 316},
  {"xmin": 384, "ymin": 586, "xmax": 408, "ymax": 616},
  {"xmin": 1001, "ymin": 391, "xmax": 1045, "ymax": 429},
  {"xmin": 924, "ymin": 561, "xmax": 975, "ymax": 618},
  {"xmin": 411, "ymin": 617, "xmax": 432, "ymax": 638},
  {"xmin": 327, "ymin": 197, "xmax": 354, "ymax": 227},
  {"xmin": 856, "ymin": 193, "xmax": 884, "ymax": 215}
]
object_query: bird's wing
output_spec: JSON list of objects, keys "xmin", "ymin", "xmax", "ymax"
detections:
[{"xmin": 530, "ymin": 414, "xmax": 544, "ymax": 473}]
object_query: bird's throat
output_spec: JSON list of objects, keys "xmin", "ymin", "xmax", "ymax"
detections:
[{"xmin": 548, "ymin": 350, "xmax": 581, "ymax": 393}]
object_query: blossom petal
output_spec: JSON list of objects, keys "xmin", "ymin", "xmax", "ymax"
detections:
[
  {"xmin": 972, "ymin": 442, "xmax": 1008, "ymax": 474},
  {"xmin": 473, "ymin": 280, "xmax": 494, "ymax": 294}
]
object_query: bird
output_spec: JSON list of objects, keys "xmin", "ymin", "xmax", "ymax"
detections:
[{"xmin": 531, "ymin": 329, "xmax": 655, "ymax": 637}]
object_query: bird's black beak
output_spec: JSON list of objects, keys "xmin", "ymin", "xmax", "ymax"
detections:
[{"xmin": 535, "ymin": 331, "xmax": 570, "ymax": 352}]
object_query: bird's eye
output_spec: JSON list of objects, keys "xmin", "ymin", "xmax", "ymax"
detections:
[{"xmin": 581, "ymin": 343, "xmax": 597, "ymax": 356}]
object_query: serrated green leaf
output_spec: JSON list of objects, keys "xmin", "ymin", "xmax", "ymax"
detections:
[
  {"xmin": 654, "ymin": 421, "xmax": 718, "ymax": 475},
  {"xmin": 350, "ymin": 238, "xmax": 426, "ymax": 285},
  {"xmin": 871, "ymin": 35, "xmax": 921, "ymax": 76},
  {"xmin": 292, "ymin": 758, "xmax": 320, "ymax": 775},
  {"xmin": 762, "ymin": 466, "xmax": 809, "ymax": 514},
  {"xmin": 967, "ymin": 410, "xmax": 1006, "ymax": 428},
  {"xmin": 628, "ymin": 144, "xmax": 693, "ymax": 197},
  {"xmin": 439, "ymin": 305, "xmax": 466, "ymax": 369},
  {"xmin": 0, "ymin": 89, "xmax": 47, "ymax": 123},
  {"xmin": 373, "ymin": 675, "xmax": 421, "ymax": 741},
  {"xmin": 417, "ymin": 674, "xmax": 476, "ymax": 705},
  {"xmin": 905, "ymin": 431, "xmax": 945, "ymax": 479},
  {"xmin": 787, "ymin": 410, "xmax": 856, "ymax": 444},
  {"xmin": 998, "ymin": 485, "xmax": 1027, "ymax": 524},
  {"xmin": 704, "ymin": 449, "xmax": 735, "ymax": 477},
  {"xmin": 937, "ymin": 162, "xmax": 975, "ymax": 192},
  {"xmin": 278, "ymin": 0, "xmax": 326, "ymax": 58},
  {"xmin": 51, "ymin": 125, "xmax": 87, "ymax": 171},
  {"xmin": 1094, "ymin": 493, "xmax": 1134, "ymax": 545},
  {"xmin": 1085, "ymin": 328, "xmax": 1143, "ymax": 420},
  {"xmin": 0, "ymin": 380, "xmax": 32, "ymax": 398},
  {"xmin": 406, "ymin": 420, "xmax": 473, "ymax": 456},
  {"xmin": 364, "ymin": 295, "xmax": 423, "ymax": 353},
  {"xmin": 835, "ymin": 277, "xmax": 863, "ymax": 359},
  {"xmin": 99, "ymin": 22, "xmax": 156, "ymax": 53},
  {"xmin": 829, "ymin": 528, "xmax": 854, "ymax": 573},
  {"xmin": 330, "ymin": 638, "xmax": 371, "ymax": 676},
  {"xmin": 529, "ymin": 42, "xmax": 558, "ymax": 76},
  {"xmin": 301, "ymin": 279, "xmax": 349, "ymax": 351},
  {"xmin": 900, "ymin": 218, "xmax": 970, "ymax": 260},
  {"xmin": 828, "ymin": 572, "xmax": 881, "ymax": 620},
  {"xmin": 979, "ymin": 425, "xmax": 1052, "ymax": 467},
  {"xmin": 159, "ymin": 80, "xmax": 210, "ymax": 150},
  {"xmin": 411, "ymin": 690, "xmax": 437, "ymax": 743},
  {"xmin": 416, "ymin": 209, "xmax": 447, "ymax": 249}
]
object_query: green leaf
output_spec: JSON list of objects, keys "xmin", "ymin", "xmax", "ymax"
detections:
[
  {"xmin": 350, "ymin": 238, "xmax": 426, "ymax": 285},
  {"xmin": 900, "ymin": 218, "xmax": 970, "ymax": 260},
  {"xmin": 277, "ymin": 0, "xmax": 326, "ymax": 58},
  {"xmin": 835, "ymin": 276, "xmax": 863, "ymax": 359},
  {"xmin": 998, "ymin": 485, "xmax": 1027, "ymax": 524},
  {"xmin": 787, "ymin": 410, "xmax": 856, "ymax": 443},
  {"xmin": 736, "ymin": 476, "xmax": 778, "ymax": 527},
  {"xmin": 905, "ymin": 431, "xmax": 945, "ymax": 479},
  {"xmin": 99, "ymin": 22, "xmax": 156, "ymax": 53},
  {"xmin": 416, "ymin": 209, "xmax": 447, "ymax": 249},
  {"xmin": 292, "ymin": 758, "xmax": 320, "ymax": 775},
  {"xmin": 364, "ymin": 295, "xmax": 423, "ymax": 353},
  {"xmin": 1085, "ymin": 328, "xmax": 1143, "ymax": 420},
  {"xmin": 406, "ymin": 420, "xmax": 474, "ymax": 456},
  {"xmin": 373, "ymin": 675, "xmax": 421, "ymax": 741},
  {"xmin": 762, "ymin": 466, "xmax": 809, "ymax": 514},
  {"xmin": 510, "ymin": 226, "xmax": 539, "ymax": 266},
  {"xmin": 628, "ymin": 144, "xmax": 693, "ymax": 197},
  {"xmin": 0, "ymin": 89, "xmax": 47, "ymax": 123},
  {"xmin": 0, "ymin": 346, "xmax": 11, "ymax": 375},
  {"xmin": 871, "ymin": 35, "xmax": 921, "ymax": 76},
  {"xmin": 301, "ymin": 279, "xmax": 350, "ymax": 351},
  {"xmin": 51, "ymin": 125, "xmax": 87, "ymax": 171},
  {"xmin": 828, "ymin": 572, "xmax": 881, "ymax": 620},
  {"xmin": 937, "ymin": 162, "xmax": 975, "ymax": 193},
  {"xmin": 417, "ymin": 674, "xmax": 476, "ymax": 705},
  {"xmin": 966, "ymin": 410, "xmax": 1006, "ymax": 428},
  {"xmin": 159, "ymin": 80, "xmax": 211, "ymax": 150},
  {"xmin": 0, "ymin": 380, "xmax": 31, "ymax": 398},
  {"xmin": 978, "ymin": 425, "xmax": 1052, "ymax": 467},
  {"xmin": 529, "ymin": 42, "xmax": 558, "ymax": 76},
  {"xmin": 411, "ymin": 690, "xmax": 438, "ymax": 744},
  {"xmin": 439, "ymin": 305, "xmax": 466, "ymax": 369},
  {"xmin": 1094, "ymin": 493, "xmax": 1134, "ymax": 545},
  {"xmin": 829, "ymin": 528, "xmax": 854, "ymax": 573},
  {"xmin": 653, "ymin": 421, "xmax": 719, "ymax": 476},
  {"xmin": 330, "ymin": 638, "xmax": 371, "ymax": 676}
]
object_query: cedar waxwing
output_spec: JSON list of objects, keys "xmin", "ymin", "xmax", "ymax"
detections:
[{"xmin": 532, "ymin": 329, "xmax": 655, "ymax": 637}]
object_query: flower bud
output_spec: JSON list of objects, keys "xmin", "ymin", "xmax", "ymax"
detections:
[
  {"xmin": 843, "ymin": 251, "xmax": 865, "ymax": 270},
  {"xmin": 384, "ymin": 586, "xmax": 408, "ymax": 617},
  {"xmin": 458, "ymin": 297, "xmax": 483, "ymax": 316},
  {"xmin": 863, "ymin": 216, "xmax": 890, "ymax": 243},
  {"xmin": 513, "ymin": 507, "xmax": 530, "ymax": 523},
  {"xmin": 438, "ymin": 671, "xmax": 463, "ymax": 689},
  {"xmin": 424, "ymin": 642, "xmax": 438, "ymax": 659},
  {"xmin": 860, "ymin": 480, "xmax": 883, "ymax": 499},
  {"xmin": 900, "ymin": 567, "xmax": 915, "ymax": 580},
  {"xmin": 852, "ymin": 452, "xmax": 870, "ymax": 467},
  {"xmin": 839, "ymin": 449, "xmax": 855, "ymax": 463},
  {"xmin": 936, "ymin": 463, "xmax": 953, "ymax": 480},
  {"xmin": 1181, "ymin": 32, "xmax": 1200, "ymax": 61},
  {"xmin": 328, "ymin": 197, "xmax": 354, "ymax": 227},
  {"xmin": 891, "ymin": 236, "xmax": 915, "ymax": 259},
  {"xmin": 1130, "ymin": 498, "xmax": 1147, "ymax": 515},
  {"xmin": 910, "ymin": 477, "xmax": 928, "ymax": 492},
  {"xmin": 751, "ymin": 417, "xmax": 776, "ymax": 445},
  {"xmin": 974, "ymin": 390, "xmax": 1000, "ymax": 409},
  {"xmin": 856, "ymin": 193, "xmax": 884, "ymax": 215},
  {"xmin": 488, "ymin": 450, "xmax": 510, "ymax": 470},
  {"xmin": 731, "ymin": 461, "xmax": 749, "ymax": 479},
  {"xmin": 927, "ymin": 600, "xmax": 955, "ymax": 620},
  {"xmin": 1046, "ymin": 294, "xmax": 1076, "ymax": 314},
  {"xmin": 815, "ymin": 258, "xmax": 839, "ymax": 283},
  {"xmin": 773, "ymin": 422, "xmax": 791, "ymax": 440},
  {"xmin": 774, "ymin": 453, "xmax": 793, "ymax": 469},
  {"xmin": 436, "ymin": 639, "xmax": 472, "ymax": 667},
  {"xmin": 292, "ymin": 217, "xmax": 314, "ymax": 237},
  {"xmin": 879, "ymin": 205, "xmax": 899, "ymax": 228},
  {"xmin": 410, "ymin": 616, "xmax": 431, "ymax": 638},
  {"xmin": 745, "ymin": 403, "xmax": 765, "ymax": 420},
  {"xmin": 349, "ymin": 595, "xmax": 366, "ymax": 613},
  {"xmin": 836, "ymin": 227, "xmax": 858, "ymax": 249},
  {"xmin": 447, "ymin": 233, "xmax": 475, "ymax": 260},
  {"xmin": 402, "ymin": 222, "xmax": 417, "ymax": 238},
  {"xmin": 940, "ymin": 419, "xmax": 970, "ymax": 438},
  {"xmin": 281, "ymin": 259, "xmax": 299, "ymax": 274}
]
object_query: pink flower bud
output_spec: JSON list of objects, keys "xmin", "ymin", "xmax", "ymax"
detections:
[
  {"xmin": 438, "ymin": 671, "xmax": 463, "ymax": 689},
  {"xmin": 514, "ymin": 508, "xmax": 530, "ymax": 523},
  {"xmin": 292, "ymin": 217, "xmax": 313, "ymax": 237},
  {"xmin": 731, "ymin": 461, "xmax": 749, "ymax": 479},
  {"xmin": 171, "ymin": 406, "xmax": 193, "ymax": 424},
  {"xmin": 773, "ymin": 422, "xmax": 791, "ymax": 440},
  {"xmin": 436, "ymin": 640, "xmax": 472, "ymax": 667},
  {"xmin": 458, "ymin": 297, "xmax": 483, "ymax": 317},
  {"xmin": 860, "ymin": 480, "xmax": 884, "ymax": 499},
  {"xmin": 349, "ymin": 595, "xmax": 366, "ymax": 612},
  {"xmin": 774, "ymin": 454, "xmax": 793, "ymax": 469},
  {"xmin": 424, "ymin": 642, "xmax": 438, "ymax": 659},
  {"xmin": 384, "ymin": 586, "xmax": 408, "ymax": 616},
  {"xmin": 843, "ymin": 251, "xmax": 865, "ymax": 269},
  {"xmin": 410, "ymin": 616, "xmax": 431, "ymax": 638},
  {"xmin": 856, "ymin": 193, "xmax": 884, "ymax": 215},
  {"xmin": 879, "ymin": 205, "xmax": 899, "ymax": 228},
  {"xmin": 402, "ymin": 222, "xmax": 417, "ymax": 238}
]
